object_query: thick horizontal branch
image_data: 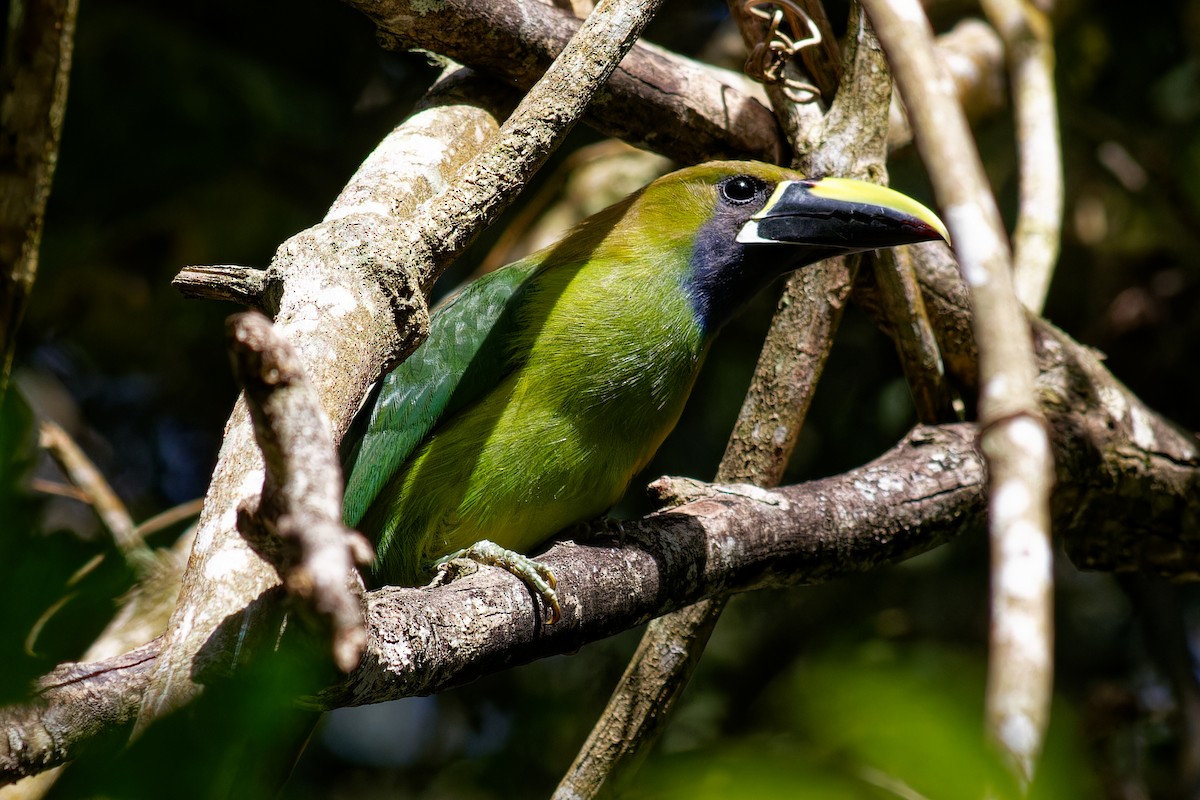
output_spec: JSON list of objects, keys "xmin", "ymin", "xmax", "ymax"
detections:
[
  {"xmin": 326, "ymin": 424, "xmax": 984, "ymax": 706},
  {"xmin": 345, "ymin": 0, "xmax": 787, "ymax": 164},
  {"xmin": 347, "ymin": 0, "xmax": 1009, "ymax": 168},
  {"xmin": 0, "ymin": 643, "xmax": 159, "ymax": 783},
  {"xmin": 5, "ymin": 316, "xmax": 1200, "ymax": 782},
  {"xmin": 0, "ymin": 424, "xmax": 982, "ymax": 785}
]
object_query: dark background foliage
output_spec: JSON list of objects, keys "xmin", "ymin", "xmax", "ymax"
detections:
[{"xmin": 4, "ymin": 0, "xmax": 1200, "ymax": 796}]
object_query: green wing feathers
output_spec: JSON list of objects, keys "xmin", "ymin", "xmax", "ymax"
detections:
[{"xmin": 341, "ymin": 260, "xmax": 539, "ymax": 528}]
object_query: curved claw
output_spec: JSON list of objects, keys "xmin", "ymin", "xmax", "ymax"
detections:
[
  {"xmin": 572, "ymin": 516, "xmax": 626, "ymax": 546},
  {"xmin": 435, "ymin": 540, "xmax": 561, "ymax": 624}
]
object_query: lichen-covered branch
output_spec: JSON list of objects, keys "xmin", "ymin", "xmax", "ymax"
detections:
[
  {"xmin": 144, "ymin": 0, "xmax": 667, "ymax": 742},
  {"xmin": 142, "ymin": 68, "xmax": 508, "ymax": 731},
  {"xmin": 0, "ymin": 643, "xmax": 160, "ymax": 786},
  {"xmin": 327, "ymin": 424, "xmax": 985, "ymax": 707},
  {"xmin": 5, "ymin": 334, "xmax": 1197, "ymax": 784}
]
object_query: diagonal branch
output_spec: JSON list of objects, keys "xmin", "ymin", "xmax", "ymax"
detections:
[
  {"xmin": 37, "ymin": 421, "xmax": 145, "ymax": 560},
  {"xmin": 408, "ymin": 0, "xmax": 669, "ymax": 289},
  {"xmin": 138, "ymin": 67, "xmax": 502, "ymax": 733},
  {"xmin": 863, "ymin": 0, "xmax": 1056, "ymax": 786}
]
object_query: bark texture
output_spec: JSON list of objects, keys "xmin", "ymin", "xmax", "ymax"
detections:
[
  {"xmin": 344, "ymin": 0, "xmax": 787, "ymax": 164},
  {"xmin": 4, "ymin": 270, "xmax": 1198, "ymax": 786},
  {"xmin": 0, "ymin": 0, "xmax": 78, "ymax": 392}
]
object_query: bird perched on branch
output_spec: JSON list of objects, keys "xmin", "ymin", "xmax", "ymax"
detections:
[{"xmin": 341, "ymin": 160, "xmax": 948, "ymax": 621}]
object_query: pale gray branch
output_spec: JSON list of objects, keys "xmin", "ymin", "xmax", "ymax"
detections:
[
  {"xmin": 864, "ymin": 0, "xmax": 1056, "ymax": 785},
  {"xmin": 981, "ymin": 0, "xmax": 1063, "ymax": 313},
  {"xmin": 144, "ymin": 69, "xmax": 507, "ymax": 731},
  {"xmin": 871, "ymin": 247, "xmax": 958, "ymax": 423},
  {"xmin": 887, "ymin": 19, "xmax": 1006, "ymax": 152}
]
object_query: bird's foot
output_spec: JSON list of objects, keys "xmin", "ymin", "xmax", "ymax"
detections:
[
  {"xmin": 434, "ymin": 540, "xmax": 561, "ymax": 624},
  {"xmin": 570, "ymin": 516, "xmax": 627, "ymax": 546}
]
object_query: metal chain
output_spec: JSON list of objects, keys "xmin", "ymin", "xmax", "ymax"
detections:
[{"xmin": 742, "ymin": 0, "xmax": 823, "ymax": 103}]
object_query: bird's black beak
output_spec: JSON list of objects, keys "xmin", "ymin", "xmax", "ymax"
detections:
[{"xmin": 736, "ymin": 177, "xmax": 950, "ymax": 251}]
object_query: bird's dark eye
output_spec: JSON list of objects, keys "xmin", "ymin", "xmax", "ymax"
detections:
[{"xmin": 719, "ymin": 175, "xmax": 764, "ymax": 205}]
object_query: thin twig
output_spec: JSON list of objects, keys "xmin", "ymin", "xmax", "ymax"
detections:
[
  {"xmin": 863, "ymin": 0, "xmax": 1056, "ymax": 787},
  {"xmin": 37, "ymin": 421, "xmax": 146, "ymax": 560},
  {"xmin": 172, "ymin": 265, "xmax": 267, "ymax": 308},
  {"xmin": 29, "ymin": 478, "xmax": 88, "ymax": 502},
  {"xmin": 871, "ymin": 247, "xmax": 958, "ymax": 423},
  {"xmin": 980, "ymin": 0, "xmax": 1063, "ymax": 313},
  {"xmin": 134, "ymin": 498, "xmax": 204, "ymax": 539}
]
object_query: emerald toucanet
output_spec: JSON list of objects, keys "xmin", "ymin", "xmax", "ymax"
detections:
[{"xmin": 342, "ymin": 160, "xmax": 948, "ymax": 620}]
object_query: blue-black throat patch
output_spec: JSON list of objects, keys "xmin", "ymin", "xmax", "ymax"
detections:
[{"xmin": 683, "ymin": 207, "xmax": 820, "ymax": 335}]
